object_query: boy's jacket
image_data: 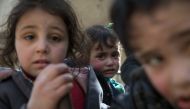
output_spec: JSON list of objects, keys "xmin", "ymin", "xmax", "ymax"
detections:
[{"xmin": 110, "ymin": 67, "xmax": 174, "ymax": 109}]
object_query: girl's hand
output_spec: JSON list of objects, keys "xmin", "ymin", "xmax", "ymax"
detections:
[{"xmin": 27, "ymin": 64, "xmax": 73, "ymax": 109}]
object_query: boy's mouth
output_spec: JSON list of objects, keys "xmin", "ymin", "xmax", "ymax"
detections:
[
  {"xmin": 104, "ymin": 69, "xmax": 116, "ymax": 74},
  {"xmin": 177, "ymin": 97, "xmax": 190, "ymax": 109}
]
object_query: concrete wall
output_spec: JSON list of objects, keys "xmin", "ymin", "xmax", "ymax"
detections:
[
  {"xmin": 69, "ymin": 0, "xmax": 113, "ymax": 28},
  {"xmin": 0, "ymin": 0, "xmax": 18, "ymax": 49},
  {"xmin": 0, "ymin": 0, "xmax": 18, "ymax": 28},
  {"xmin": 0, "ymin": 0, "xmax": 113, "ymax": 28}
]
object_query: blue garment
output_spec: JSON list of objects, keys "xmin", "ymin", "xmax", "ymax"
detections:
[
  {"xmin": 95, "ymin": 70, "xmax": 125, "ymax": 105},
  {"xmin": 105, "ymin": 78, "xmax": 125, "ymax": 97}
]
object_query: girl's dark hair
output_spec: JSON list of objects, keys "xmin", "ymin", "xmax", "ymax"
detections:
[
  {"xmin": 0, "ymin": 0, "xmax": 87, "ymax": 67},
  {"xmin": 110, "ymin": 0, "xmax": 167, "ymax": 55},
  {"xmin": 85, "ymin": 25, "xmax": 118, "ymax": 54}
]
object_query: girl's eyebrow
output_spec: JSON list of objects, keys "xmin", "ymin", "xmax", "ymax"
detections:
[
  {"xmin": 19, "ymin": 25, "xmax": 66, "ymax": 33},
  {"xmin": 49, "ymin": 26, "xmax": 66, "ymax": 33},
  {"xmin": 19, "ymin": 25, "xmax": 36, "ymax": 31}
]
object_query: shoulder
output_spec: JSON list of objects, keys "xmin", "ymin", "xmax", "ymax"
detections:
[
  {"xmin": 0, "ymin": 74, "xmax": 14, "ymax": 93},
  {"xmin": 0, "ymin": 74, "xmax": 15, "ymax": 105},
  {"xmin": 110, "ymin": 93, "xmax": 135, "ymax": 109},
  {"xmin": 0, "ymin": 67, "xmax": 13, "ymax": 81},
  {"xmin": 0, "ymin": 68, "xmax": 16, "ymax": 94}
]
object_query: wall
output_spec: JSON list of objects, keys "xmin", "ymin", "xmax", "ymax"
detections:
[{"xmin": 69, "ymin": 0, "xmax": 113, "ymax": 28}]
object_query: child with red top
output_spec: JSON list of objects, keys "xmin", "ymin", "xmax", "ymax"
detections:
[{"xmin": 0, "ymin": 0, "xmax": 107, "ymax": 109}]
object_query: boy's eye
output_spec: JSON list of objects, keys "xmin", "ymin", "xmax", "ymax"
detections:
[
  {"xmin": 142, "ymin": 54, "xmax": 164, "ymax": 67},
  {"xmin": 181, "ymin": 39, "xmax": 190, "ymax": 55},
  {"xmin": 96, "ymin": 53, "xmax": 106, "ymax": 60},
  {"xmin": 112, "ymin": 51, "xmax": 120, "ymax": 59},
  {"xmin": 24, "ymin": 34, "xmax": 34, "ymax": 40}
]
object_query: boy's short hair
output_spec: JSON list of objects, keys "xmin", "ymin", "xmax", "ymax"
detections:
[{"xmin": 110, "ymin": 0, "xmax": 169, "ymax": 54}]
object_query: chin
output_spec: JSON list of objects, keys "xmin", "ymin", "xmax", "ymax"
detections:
[{"xmin": 104, "ymin": 75, "xmax": 114, "ymax": 78}]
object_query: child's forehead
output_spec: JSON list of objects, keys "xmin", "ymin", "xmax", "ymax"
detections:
[
  {"xmin": 92, "ymin": 42, "xmax": 118, "ymax": 51},
  {"xmin": 129, "ymin": 1, "xmax": 190, "ymax": 52},
  {"xmin": 17, "ymin": 8, "xmax": 64, "ymax": 28}
]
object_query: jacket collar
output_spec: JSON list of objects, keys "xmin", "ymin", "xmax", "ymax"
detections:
[{"xmin": 12, "ymin": 70, "xmax": 33, "ymax": 99}]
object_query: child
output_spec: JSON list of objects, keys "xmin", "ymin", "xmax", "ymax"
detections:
[
  {"xmin": 86, "ymin": 24, "xmax": 125, "ymax": 106},
  {"xmin": 110, "ymin": 0, "xmax": 190, "ymax": 109},
  {"xmin": 0, "ymin": 0, "xmax": 107, "ymax": 109}
]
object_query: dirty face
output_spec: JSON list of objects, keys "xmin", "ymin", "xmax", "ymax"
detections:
[
  {"xmin": 15, "ymin": 8, "xmax": 69, "ymax": 77},
  {"xmin": 130, "ymin": 1, "xmax": 190, "ymax": 109},
  {"xmin": 90, "ymin": 42, "xmax": 120, "ymax": 78}
]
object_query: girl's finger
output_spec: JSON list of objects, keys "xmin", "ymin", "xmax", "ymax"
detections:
[
  {"xmin": 48, "ymin": 73, "xmax": 73, "ymax": 90},
  {"xmin": 36, "ymin": 63, "xmax": 71, "ymax": 83},
  {"xmin": 55, "ymin": 83, "xmax": 73, "ymax": 97}
]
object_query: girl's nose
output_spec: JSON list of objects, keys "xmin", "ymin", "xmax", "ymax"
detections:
[{"xmin": 36, "ymin": 39, "xmax": 49, "ymax": 54}]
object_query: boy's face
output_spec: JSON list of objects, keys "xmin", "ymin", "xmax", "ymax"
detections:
[
  {"xmin": 90, "ymin": 42, "xmax": 120, "ymax": 78},
  {"xmin": 130, "ymin": 2, "xmax": 190, "ymax": 108},
  {"xmin": 15, "ymin": 8, "xmax": 69, "ymax": 77}
]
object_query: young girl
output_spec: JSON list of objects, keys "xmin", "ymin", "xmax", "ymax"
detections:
[
  {"xmin": 110, "ymin": 0, "xmax": 190, "ymax": 109},
  {"xmin": 0, "ymin": 0, "xmax": 107, "ymax": 109},
  {"xmin": 86, "ymin": 24, "xmax": 125, "ymax": 106}
]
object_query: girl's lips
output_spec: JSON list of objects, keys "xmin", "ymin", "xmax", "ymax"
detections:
[
  {"xmin": 33, "ymin": 59, "xmax": 50, "ymax": 63},
  {"xmin": 177, "ymin": 97, "xmax": 190, "ymax": 109},
  {"xmin": 33, "ymin": 60, "xmax": 50, "ymax": 68}
]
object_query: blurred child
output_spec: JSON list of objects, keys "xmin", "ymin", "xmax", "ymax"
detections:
[
  {"xmin": 110, "ymin": 0, "xmax": 190, "ymax": 109},
  {"xmin": 0, "ymin": 0, "xmax": 107, "ymax": 109},
  {"xmin": 86, "ymin": 24, "xmax": 125, "ymax": 106}
]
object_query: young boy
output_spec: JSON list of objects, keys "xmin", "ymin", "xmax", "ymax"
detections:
[
  {"xmin": 86, "ymin": 25, "xmax": 125, "ymax": 105},
  {"xmin": 110, "ymin": 0, "xmax": 190, "ymax": 109}
]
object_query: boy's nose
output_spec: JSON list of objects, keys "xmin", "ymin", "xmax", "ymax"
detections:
[
  {"xmin": 106, "ymin": 58, "xmax": 115, "ymax": 66},
  {"xmin": 170, "ymin": 58, "xmax": 190, "ymax": 91}
]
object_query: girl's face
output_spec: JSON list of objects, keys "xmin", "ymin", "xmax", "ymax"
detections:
[
  {"xmin": 89, "ymin": 42, "xmax": 119, "ymax": 78},
  {"xmin": 130, "ymin": 2, "xmax": 190, "ymax": 109},
  {"xmin": 15, "ymin": 8, "xmax": 69, "ymax": 77}
]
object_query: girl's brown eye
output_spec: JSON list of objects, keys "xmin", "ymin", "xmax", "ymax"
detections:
[{"xmin": 49, "ymin": 35, "xmax": 63, "ymax": 42}]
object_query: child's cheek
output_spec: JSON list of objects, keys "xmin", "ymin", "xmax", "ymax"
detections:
[
  {"xmin": 114, "ymin": 60, "xmax": 120, "ymax": 70},
  {"xmin": 154, "ymin": 79, "xmax": 171, "ymax": 101},
  {"xmin": 90, "ymin": 59, "xmax": 104, "ymax": 72},
  {"xmin": 146, "ymin": 69, "xmax": 172, "ymax": 102}
]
